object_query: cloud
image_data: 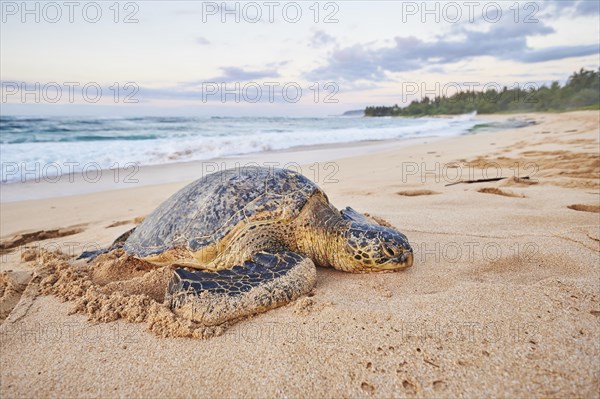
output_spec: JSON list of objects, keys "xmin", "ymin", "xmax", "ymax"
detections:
[
  {"xmin": 517, "ymin": 44, "xmax": 600, "ymax": 63},
  {"xmin": 541, "ymin": 0, "xmax": 600, "ymax": 18},
  {"xmin": 542, "ymin": 0, "xmax": 578, "ymax": 12},
  {"xmin": 307, "ymin": 43, "xmax": 388, "ymax": 81},
  {"xmin": 309, "ymin": 31, "xmax": 336, "ymax": 48},
  {"xmin": 196, "ymin": 37, "xmax": 211, "ymax": 45},
  {"xmin": 306, "ymin": 18, "xmax": 599, "ymax": 82},
  {"xmin": 575, "ymin": 0, "xmax": 600, "ymax": 15},
  {"xmin": 206, "ymin": 66, "xmax": 280, "ymax": 82}
]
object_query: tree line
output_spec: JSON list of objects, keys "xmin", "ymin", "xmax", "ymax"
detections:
[{"xmin": 365, "ymin": 68, "xmax": 599, "ymax": 116}]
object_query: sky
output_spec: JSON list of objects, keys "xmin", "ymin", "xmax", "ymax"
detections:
[{"xmin": 1, "ymin": 0, "xmax": 599, "ymax": 116}]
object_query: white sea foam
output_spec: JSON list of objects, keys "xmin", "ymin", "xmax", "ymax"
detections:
[{"xmin": 1, "ymin": 113, "xmax": 480, "ymax": 183}]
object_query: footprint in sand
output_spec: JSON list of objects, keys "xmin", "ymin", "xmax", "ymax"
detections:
[
  {"xmin": 397, "ymin": 190, "xmax": 440, "ymax": 197},
  {"xmin": 106, "ymin": 216, "xmax": 145, "ymax": 228},
  {"xmin": 553, "ymin": 225, "xmax": 599, "ymax": 251},
  {"xmin": 567, "ymin": 204, "xmax": 600, "ymax": 213},
  {"xmin": 501, "ymin": 176, "xmax": 538, "ymax": 186},
  {"xmin": 0, "ymin": 225, "xmax": 85, "ymax": 255},
  {"xmin": 465, "ymin": 251, "xmax": 575, "ymax": 285},
  {"xmin": 477, "ymin": 187, "xmax": 525, "ymax": 198},
  {"xmin": 360, "ymin": 382, "xmax": 376, "ymax": 394}
]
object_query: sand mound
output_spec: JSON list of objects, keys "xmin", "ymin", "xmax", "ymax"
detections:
[
  {"xmin": 0, "ymin": 273, "xmax": 17, "ymax": 299},
  {"xmin": 25, "ymin": 248, "xmax": 225, "ymax": 339},
  {"xmin": 90, "ymin": 249, "xmax": 159, "ymax": 285},
  {"xmin": 0, "ymin": 271, "xmax": 30, "ymax": 322}
]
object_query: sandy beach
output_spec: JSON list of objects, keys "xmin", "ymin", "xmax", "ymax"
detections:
[{"xmin": 1, "ymin": 111, "xmax": 599, "ymax": 398}]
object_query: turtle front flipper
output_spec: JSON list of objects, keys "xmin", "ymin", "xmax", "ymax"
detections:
[
  {"xmin": 166, "ymin": 250, "xmax": 316, "ymax": 326},
  {"xmin": 78, "ymin": 227, "xmax": 137, "ymax": 260},
  {"xmin": 340, "ymin": 207, "xmax": 375, "ymax": 224}
]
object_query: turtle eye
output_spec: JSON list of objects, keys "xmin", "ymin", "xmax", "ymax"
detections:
[{"xmin": 381, "ymin": 242, "xmax": 400, "ymax": 258}]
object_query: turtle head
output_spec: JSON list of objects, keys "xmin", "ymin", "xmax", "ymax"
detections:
[{"xmin": 334, "ymin": 208, "xmax": 413, "ymax": 273}]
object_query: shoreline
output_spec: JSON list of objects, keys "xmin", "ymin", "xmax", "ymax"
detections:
[
  {"xmin": 1, "ymin": 113, "xmax": 527, "ymax": 203},
  {"xmin": 0, "ymin": 136, "xmax": 431, "ymax": 203}
]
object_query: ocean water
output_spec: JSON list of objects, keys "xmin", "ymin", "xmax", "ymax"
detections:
[{"xmin": 0, "ymin": 113, "xmax": 481, "ymax": 183}]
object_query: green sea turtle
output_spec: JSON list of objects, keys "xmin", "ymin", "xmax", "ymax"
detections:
[{"xmin": 85, "ymin": 167, "xmax": 413, "ymax": 326}]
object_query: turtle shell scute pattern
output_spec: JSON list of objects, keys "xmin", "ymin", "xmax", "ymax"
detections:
[{"xmin": 123, "ymin": 167, "xmax": 323, "ymax": 258}]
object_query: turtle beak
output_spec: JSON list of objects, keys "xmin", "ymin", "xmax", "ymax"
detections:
[
  {"xmin": 399, "ymin": 251, "xmax": 414, "ymax": 268},
  {"xmin": 380, "ymin": 250, "xmax": 413, "ymax": 270}
]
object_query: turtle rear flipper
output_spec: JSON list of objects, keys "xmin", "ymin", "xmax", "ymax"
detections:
[{"xmin": 167, "ymin": 250, "xmax": 316, "ymax": 326}]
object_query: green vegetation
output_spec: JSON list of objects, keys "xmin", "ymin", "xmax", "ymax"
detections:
[{"xmin": 365, "ymin": 68, "xmax": 600, "ymax": 116}]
